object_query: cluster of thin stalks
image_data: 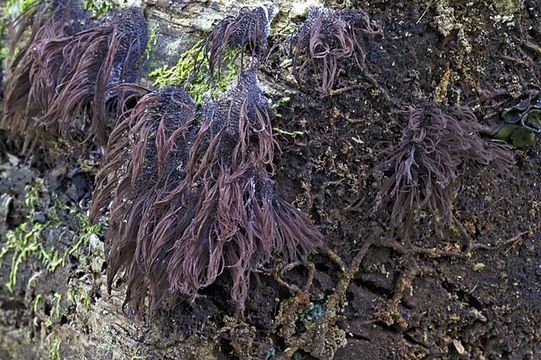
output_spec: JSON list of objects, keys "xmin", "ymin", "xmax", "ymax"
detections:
[
  {"xmin": 289, "ymin": 6, "xmax": 381, "ymax": 95},
  {"xmin": 1, "ymin": 0, "xmax": 148, "ymax": 152},
  {"xmin": 91, "ymin": 6, "xmax": 322, "ymax": 316},
  {"xmin": 189, "ymin": 5, "xmax": 275, "ymax": 90},
  {"xmin": 377, "ymin": 104, "xmax": 514, "ymax": 239}
]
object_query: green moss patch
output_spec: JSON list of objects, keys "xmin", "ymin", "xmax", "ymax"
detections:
[{"xmin": 148, "ymin": 40, "xmax": 240, "ymax": 104}]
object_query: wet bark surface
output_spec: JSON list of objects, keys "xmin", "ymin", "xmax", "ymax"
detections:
[{"xmin": 0, "ymin": 0, "xmax": 540, "ymax": 359}]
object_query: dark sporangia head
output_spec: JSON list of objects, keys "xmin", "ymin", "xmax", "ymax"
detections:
[
  {"xmin": 191, "ymin": 67, "xmax": 277, "ymax": 170},
  {"xmin": 377, "ymin": 104, "xmax": 514, "ymax": 238},
  {"xmin": 195, "ymin": 5, "xmax": 276, "ymax": 81},
  {"xmin": 288, "ymin": 6, "xmax": 381, "ymax": 95},
  {"xmin": 91, "ymin": 71, "xmax": 322, "ymax": 316}
]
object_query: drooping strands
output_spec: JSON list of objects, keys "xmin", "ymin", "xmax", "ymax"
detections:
[
  {"xmin": 91, "ymin": 69, "xmax": 322, "ymax": 316},
  {"xmin": 166, "ymin": 166, "xmax": 323, "ymax": 313},
  {"xmin": 89, "ymin": 4, "xmax": 322, "ymax": 317},
  {"xmin": 187, "ymin": 67, "xmax": 277, "ymax": 174},
  {"xmin": 165, "ymin": 68, "xmax": 321, "ymax": 313},
  {"xmin": 1, "ymin": 0, "xmax": 88, "ymax": 149},
  {"xmin": 91, "ymin": 86, "xmax": 198, "ymax": 314},
  {"xmin": 377, "ymin": 105, "xmax": 514, "ymax": 238},
  {"xmin": 289, "ymin": 7, "xmax": 381, "ymax": 95},
  {"xmin": 193, "ymin": 5, "xmax": 276, "ymax": 82},
  {"xmin": 1, "ymin": 3, "xmax": 149, "ymax": 150},
  {"xmin": 5, "ymin": 0, "xmax": 85, "ymax": 57},
  {"xmin": 41, "ymin": 6, "xmax": 149, "ymax": 145}
]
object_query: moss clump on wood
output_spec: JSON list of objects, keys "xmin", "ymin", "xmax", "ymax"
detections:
[
  {"xmin": 83, "ymin": 0, "xmax": 115, "ymax": 16},
  {"xmin": 148, "ymin": 40, "xmax": 240, "ymax": 104},
  {"xmin": 0, "ymin": 181, "xmax": 101, "ymax": 292}
]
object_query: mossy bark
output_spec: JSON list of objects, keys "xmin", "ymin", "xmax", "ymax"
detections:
[{"xmin": 1, "ymin": 0, "xmax": 540, "ymax": 359}]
